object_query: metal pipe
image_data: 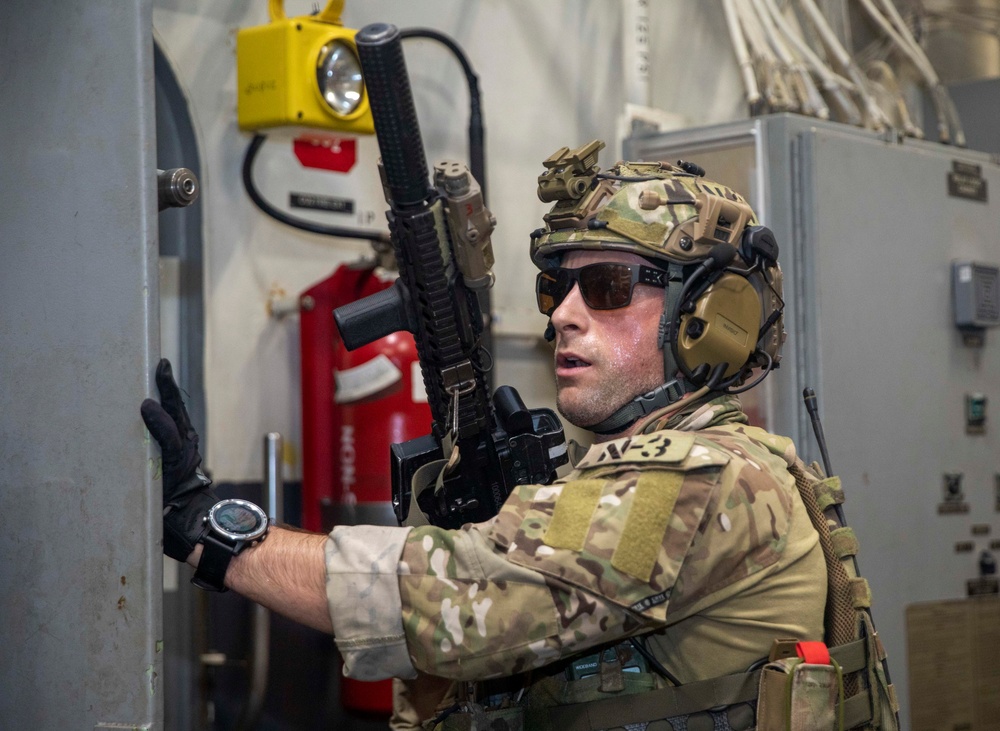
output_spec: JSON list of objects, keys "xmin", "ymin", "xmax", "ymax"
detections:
[
  {"xmin": 875, "ymin": 0, "xmax": 966, "ymax": 145},
  {"xmin": 622, "ymin": 0, "xmax": 651, "ymax": 107},
  {"xmin": 264, "ymin": 432, "xmax": 285, "ymax": 523},
  {"xmin": 858, "ymin": 0, "xmax": 948, "ymax": 139},
  {"xmin": 735, "ymin": 0, "xmax": 795, "ymax": 111},
  {"xmin": 763, "ymin": 0, "xmax": 854, "ymax": 91},
  {"xmin": 723, "ymin": 0, "xmax": 763, "ymax": 112},
  {"xmin": 758, "ymin": 0, "xmax": 833, "ymax": 119},
  {"xmin": 797, "ymin": 0, "xmax": 891, "ymax": 130},
  {"xmin": 235, "ymin": 433, "xmax": 283, "ymax": 730},
  {"xmin": 752, "ymin": 0, "xmax": 827, "ymax": 118}
]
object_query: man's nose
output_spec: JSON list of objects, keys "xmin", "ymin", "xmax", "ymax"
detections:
[{"xmin": 550, "ymin": 282, "xmax": 588, "ymax": 331}]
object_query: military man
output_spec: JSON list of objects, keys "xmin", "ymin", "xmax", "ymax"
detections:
[{"xmin": 144, "ymin": 144, "xmax": 869, "ymax": 730}]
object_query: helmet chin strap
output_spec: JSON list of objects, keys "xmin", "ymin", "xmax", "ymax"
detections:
[
  {"xmin": 584, "ymin": 379, "xmax": 688, "ymax": 435},
  {"xmin": 584, "ymin": 263, "xmax": 694, "ymax": 436}
]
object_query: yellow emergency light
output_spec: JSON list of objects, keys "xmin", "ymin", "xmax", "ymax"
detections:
[{"xmin": 237, "ymin": 0, "xmax": 374, "ymax": 134}]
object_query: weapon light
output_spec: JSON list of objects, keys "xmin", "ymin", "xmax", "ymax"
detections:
[{"xmin": 236, "ymin": 0, "xmax": 374, "ymax": 134}]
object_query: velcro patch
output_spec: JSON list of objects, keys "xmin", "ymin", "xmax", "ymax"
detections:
[
  {"xmin": 543, "ymin": 479, "xmax": 604, "ymax": 551},
  {"xmin": 612, "ymin": 470, "xmax": 684, "ymax": 581},
  {"xmin": 605, "ymin": 215, "xmax": 669, "ymax": 248}
]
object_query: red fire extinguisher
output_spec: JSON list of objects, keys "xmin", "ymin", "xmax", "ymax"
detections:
[{"xmin": 299, "ymin": 260, "xmax": 431, "ymax": 715}]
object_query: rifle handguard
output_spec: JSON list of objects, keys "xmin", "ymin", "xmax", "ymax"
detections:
[{"xmin": 356, "ymin": 24, "xmax": 432, "ymax": 208}]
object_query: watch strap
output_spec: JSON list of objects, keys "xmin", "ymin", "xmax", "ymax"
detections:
[{"xmin": 191, "ymin": 532, "xmax": 235, "ymax": 592}]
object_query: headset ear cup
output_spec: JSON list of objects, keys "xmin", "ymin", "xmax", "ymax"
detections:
[{"xmin": 677, "ymin": 273, "xmax": 762, "ymax": 379}]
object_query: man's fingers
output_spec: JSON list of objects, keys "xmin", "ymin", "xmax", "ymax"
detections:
[
  {"xmin": 154, "ymin": 358, "xmax": 175, "ymax": 385},
  {"xmin": 154, "ymin": 358, "xmax": 194, "ymax": 433},
  {"xmin": 141, "ymin": 399, "xmax": 183, "ymax": 454}
]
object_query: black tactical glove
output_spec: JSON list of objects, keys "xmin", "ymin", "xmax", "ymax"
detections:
[{"xmin": 141, "ymin": 358, "xmax": 218, "ymax": 562}]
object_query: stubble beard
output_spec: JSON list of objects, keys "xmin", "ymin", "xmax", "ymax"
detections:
[{"xmin": 555, "ymin": 369, "xmax": 663, "ymax": 430}]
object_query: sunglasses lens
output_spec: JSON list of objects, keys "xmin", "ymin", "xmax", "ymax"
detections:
[
  {"xmin": 579, "ymin": 264, "xmax": 633, "ymax": 309},
  {"xmin": 536, "ymin": 269, "xmax": 569, "ymax": 316}
]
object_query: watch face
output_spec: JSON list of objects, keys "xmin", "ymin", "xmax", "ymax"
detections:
[{"xmin": 209, "ymin": 500, "xmax": 268, "ymax": 541}]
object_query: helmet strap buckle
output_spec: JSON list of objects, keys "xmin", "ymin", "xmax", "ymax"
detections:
[{"xmin": 585, "ymin": 380, "xmax": 687, "ymax": 436}]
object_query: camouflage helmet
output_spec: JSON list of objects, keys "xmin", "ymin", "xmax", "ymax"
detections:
[{"xmin": 531, "ymin": 140, "xmax": 785, "ymax": 394}]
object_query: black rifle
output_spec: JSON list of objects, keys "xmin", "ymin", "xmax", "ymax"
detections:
[{"xmin": 333, "ymin": 23, "xmax": 567, "ymax": 529}]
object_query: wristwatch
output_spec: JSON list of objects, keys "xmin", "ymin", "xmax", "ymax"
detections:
[{"xmin": 191, "ymin": 498, "xmax": 270, "ymax": 592}]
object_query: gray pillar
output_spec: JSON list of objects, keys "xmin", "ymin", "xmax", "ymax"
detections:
[{"xmin": 0, "ymin": 0, "xmax": 162, "ymax": 728}]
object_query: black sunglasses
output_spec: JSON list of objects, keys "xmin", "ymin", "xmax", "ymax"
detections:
[{"xmin": 535, "ymin": 262, "xmax": 675, "ymax": 316}]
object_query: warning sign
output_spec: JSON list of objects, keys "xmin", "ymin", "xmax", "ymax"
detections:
[
  {"xmin": 293, "ymin": 134, "xmax": 357, "ymax": 173},
  {"xmin": 948, "ymin": 160, "xmax": 988, "ymax": 202}
]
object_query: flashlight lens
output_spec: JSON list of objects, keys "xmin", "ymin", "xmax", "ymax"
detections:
[{"xmin": 316, "ymin": 41, "xmax": 363, "ymax": 116}]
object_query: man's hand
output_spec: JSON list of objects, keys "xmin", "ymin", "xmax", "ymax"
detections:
[{"xmin": 141, "ymin": 358, "xmax": 217, "ymax": 563}]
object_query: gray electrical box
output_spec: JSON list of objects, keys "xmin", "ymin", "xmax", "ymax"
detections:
[
  {"xmin": 628, "ymin": 115, "xmax": 1000, "ymax": 731},
  {"xmin": 953, "ymin": 260, "xmax": 1000, "ymax": 329}
]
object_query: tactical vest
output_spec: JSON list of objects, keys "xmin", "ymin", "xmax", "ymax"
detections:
[{"xmin": 430, "ymin": 448, "xmax": 900, "ymax": 731}]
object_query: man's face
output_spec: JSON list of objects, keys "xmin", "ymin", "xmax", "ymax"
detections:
[{"xmin": 550, "ymin": 249, "xmax": 666, "ymax": 431}]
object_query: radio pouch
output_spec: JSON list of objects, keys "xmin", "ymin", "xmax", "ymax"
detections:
[{"xmin": 757, "ymin": 641, "xmax": 844, "ymax": 731}]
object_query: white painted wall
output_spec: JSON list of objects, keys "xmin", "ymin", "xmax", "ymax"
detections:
[{"xmin": 152, "ymin": 0, "xmax": 747, "ymax": 481}]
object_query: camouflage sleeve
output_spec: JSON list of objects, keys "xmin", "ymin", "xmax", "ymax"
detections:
[
  {"xmin": 325, "ymin": 524, "xmax": 418, "ymax": 681},
  {"xmin": 398, "ymin": 431, "xmax": 732, "ymax": 680}
]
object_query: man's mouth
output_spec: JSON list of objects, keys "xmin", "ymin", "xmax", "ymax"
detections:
[{"xmin": 557, "ymin": 353, "xmax": 592, "ymax": 369}]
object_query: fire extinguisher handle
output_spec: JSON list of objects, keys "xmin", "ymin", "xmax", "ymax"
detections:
[{"xmin": 334, "ymin": 280, "xmax": 414, "ymax": 351}]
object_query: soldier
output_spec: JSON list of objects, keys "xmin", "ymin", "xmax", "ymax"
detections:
[{"xmin": 144, "ymin": 143, "xmax": 896, "ymax": 730}]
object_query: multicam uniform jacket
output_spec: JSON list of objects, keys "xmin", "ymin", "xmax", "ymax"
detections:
[{"xmin": 324, "ymin": 395, "xmax": 826, "ymax": 707}]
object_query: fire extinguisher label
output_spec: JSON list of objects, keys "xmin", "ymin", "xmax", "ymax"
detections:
[
  {"xmin": 340, "ymin": 424, "xmax": 357, "ymax": 504},
  {"xmin": 334, "ymin": 354, "xmax": 401, "ymax": 403},
  {"xmin": 411, "ymin": 361, "xmax": 428, "ymax": 403}
]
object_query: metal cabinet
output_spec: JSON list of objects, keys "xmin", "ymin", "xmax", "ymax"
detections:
[{"xmin": 628, "ymin": 114, "xmax": 1000, "ymax": 731}]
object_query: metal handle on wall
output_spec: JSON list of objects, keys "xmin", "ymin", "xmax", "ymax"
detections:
[
  {"xmin": 156, "ymin": 167, "xmax": 199, "ymax": 211},
  {"xmin": 264, "ymin": 432, "xmax": 284, "ymax": 524},
  {"xmin": 235, "ymin": 432, "xmax": 283, "ymax": 730}
]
